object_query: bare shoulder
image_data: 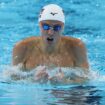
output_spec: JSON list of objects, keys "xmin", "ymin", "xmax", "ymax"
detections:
[
  {"xmin": 13, "ymin": 36, "xmax": 41, "ymax": 55},
  {"xmin": 61, "ymin": 36, "xmax": 89, "ymax": 69},
  {"xmin": 14, "ymin": 36, "xmax": 41, "ymax": 47},
  {"xmin": 13, "ymin": 36, "xmax": 41, "ymax": 65},
  {"xmin": 61, "ymin": 36, "xmax": 85, "ymax": 49},
  {"xmin": 62, "ymin": 36, "xmax": 86, "ymax": 51}
]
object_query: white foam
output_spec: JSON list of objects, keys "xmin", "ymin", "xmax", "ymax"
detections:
[
  {"xmin": 1, "ymin": 65, "xmax": 105, "ymax": 84},
  {"xmin": 88, "ymin": 70, "xmax": 105, "ymax": 82},
  {"xmin": 1, "ymin": 65, "xmax": 35, "ymax": 83}
]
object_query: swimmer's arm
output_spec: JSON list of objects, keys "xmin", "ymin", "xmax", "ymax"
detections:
[
  {"xmin": 12, "ymin": 42, "xmax": 27, "ymax": 66},
  {"xmin": 49, "ymin": 68, "xmax": 89, "ymax": 84},
  {"xmin": 73, "ymin": 40, "xmax": 89, "ymax": 70}
]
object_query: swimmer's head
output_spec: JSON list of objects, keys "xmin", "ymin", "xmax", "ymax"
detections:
[{"xmin": 39, "ymin": 4, "xmax": 65, "ymax": 24}]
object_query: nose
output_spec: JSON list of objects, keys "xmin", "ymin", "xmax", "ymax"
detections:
[{"xmin": 48, "ymin": 28, "xmax": 54, "ymax": 35}]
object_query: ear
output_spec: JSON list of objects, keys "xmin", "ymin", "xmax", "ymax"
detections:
[
  {"xmin": 39, "ymin": 22, "xmax": 42, "ymax": 27},
  {"xmin": 39, "ymin": 22, "xmax": 43, "ymax": 32},
  {"xmin": 62, "ymin": 23, "xmax": 65, "ymax": 32}
]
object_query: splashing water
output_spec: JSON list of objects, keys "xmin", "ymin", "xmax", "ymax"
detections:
[
  {"xmin": 0, "ymin": 65, "xmax": 105, "ymax": 86},
  {"xmin": 0, "ymin": 0, "xmax": 105, "ymax": 104}
]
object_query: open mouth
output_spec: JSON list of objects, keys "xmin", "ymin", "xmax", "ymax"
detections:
[{"xmin": 47, "ymin": 37, "xmax": 54, "ymax": 42}]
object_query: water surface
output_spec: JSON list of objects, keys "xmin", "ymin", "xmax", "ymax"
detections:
[{"xmin": 0, "ymin": 0, "xmax": 105, "ymax": 105}]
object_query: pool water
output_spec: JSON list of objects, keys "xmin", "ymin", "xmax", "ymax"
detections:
[{"xmin": 0, "ymin": 0, "xmax": 105, "ymax": 105}]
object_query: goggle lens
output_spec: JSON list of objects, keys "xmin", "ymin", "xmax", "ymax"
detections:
[{"xmin": 42, "ymin": 24, "xmax": 61, "ymax": 31}]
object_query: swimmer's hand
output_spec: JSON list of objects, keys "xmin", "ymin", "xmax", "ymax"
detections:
[
  {"xmin": 49, "ymin": 68, "xmax": 89, "ymax": 85},
  {"xmin": 49, "ymin": 68, "xmax": 66, "ymax": 84},
  {"xmin": 34, "ymin": 67, "xmax": 49, "ymax": 83}
]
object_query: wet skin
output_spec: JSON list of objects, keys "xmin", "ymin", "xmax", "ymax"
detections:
[{"xmin": 12, "ymin": 20, "xmax": 89, "ymax": 84}]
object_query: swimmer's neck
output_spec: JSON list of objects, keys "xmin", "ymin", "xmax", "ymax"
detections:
[
  {"xmin": 40, "ymin": 39, "xmax": 61, "ymax": 55},
  {"xmin": 42, "ymin": 44, "xmax": 60, "ymax": 54}
]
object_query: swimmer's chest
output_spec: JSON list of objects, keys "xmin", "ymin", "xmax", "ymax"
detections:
[{"xmin": 26, "ymin": 49, "xmax": 75, "ymax": 69}]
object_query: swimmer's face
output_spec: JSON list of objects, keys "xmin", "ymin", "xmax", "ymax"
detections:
[{"xmin": 39, "ymin": 20, "xmax": 64, "ymax": 47}]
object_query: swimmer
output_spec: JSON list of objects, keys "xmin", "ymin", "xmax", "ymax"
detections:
[{"xmin": 12, "ymin": 4, "xmax": 89, "ymax": 84}]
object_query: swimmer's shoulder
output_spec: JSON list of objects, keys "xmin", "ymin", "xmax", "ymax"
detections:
[
  {"xmin": 61, "ymin": 36, "xmax": 85, "ymax": 48},
  {"xmin": 14, "ymin": 36, "xmax": 41, "ymax": 48},
  {"xmin": 61, "ymin": 36, "xmax": 89, "ymax": 69},
  {"xmin": 13, "ymin": 36, "xmax": 41, "ymax": 57},
  {"xmin": 13, "ymin": 36, "xmax": 41, "ymax": 65}
]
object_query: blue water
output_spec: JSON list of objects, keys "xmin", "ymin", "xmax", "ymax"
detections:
[{"xmin": 0, "ymin": 0, "xmax": 105, "ymax": 105}]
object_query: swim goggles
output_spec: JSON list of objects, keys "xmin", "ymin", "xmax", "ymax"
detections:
[{"xmin": 42, "ymin": 23, "xmax": 62, "ymax": 31}]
